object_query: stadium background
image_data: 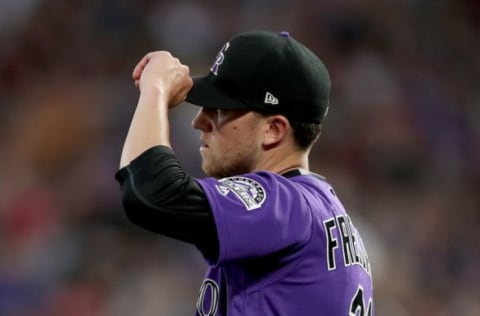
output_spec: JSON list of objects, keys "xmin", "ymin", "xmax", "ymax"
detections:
[{"xmin": 0, "ymin": 0, "xmax": 479, "ymax": 315}]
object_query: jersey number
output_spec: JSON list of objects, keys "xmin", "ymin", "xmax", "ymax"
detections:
[
  {"xmin": 349, "ymin": 286, "xmax": 372, "ymax": 316},
  {"xmin": 196, "ymin": 279, "xmax": 219, "ymax": 316}
]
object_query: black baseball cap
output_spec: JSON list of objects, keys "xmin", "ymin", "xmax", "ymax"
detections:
[{"xmin": 186, "ymin": 30, "xmax": 331, "ymax": 123}]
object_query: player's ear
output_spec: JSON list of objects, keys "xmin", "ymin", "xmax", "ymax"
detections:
[{"xmin": 262, "ymin": 115, "xmax": 290, "ymax": 149}]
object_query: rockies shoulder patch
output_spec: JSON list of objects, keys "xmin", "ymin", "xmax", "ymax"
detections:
[{"xmin": 215, "ymin": 177, "xmax": 266, "ymax": 211}]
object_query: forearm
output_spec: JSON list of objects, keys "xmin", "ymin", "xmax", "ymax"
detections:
[{"xmin": 120, "ymin": 88, "xmax": 171, "ymax": 168}]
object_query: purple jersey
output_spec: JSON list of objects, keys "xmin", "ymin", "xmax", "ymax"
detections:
[{"xmin": 195, "ymin": 170, "xmax": 373, "ymax": 316}]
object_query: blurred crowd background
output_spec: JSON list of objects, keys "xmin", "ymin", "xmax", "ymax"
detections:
[{"xmin": 1, "ymin": 0, "xmax": 479, "ymax": 315}]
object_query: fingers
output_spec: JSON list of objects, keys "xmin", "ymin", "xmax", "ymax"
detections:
[
  {"xmin": 131, "ymin": 51, "xmax": 192, "ymax": 108},
  {"xmin": 170, "ymin": 73, "xmax": 193, "ymax": 107},
  {"xmin": 132, "ymin": 51, "xmax": 176, "ymax": 88},
  {"xmin": 132, "ymin": 53, "xmax": 151, "ymax": 82},
  {"xmin": 165, "ymin": 63, "xmax": 193, "ymax": 107}
]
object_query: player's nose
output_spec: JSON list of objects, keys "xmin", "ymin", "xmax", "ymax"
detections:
[{"xmin": 192, "ymin": 107, "xmax": 214, "ymax": 132}]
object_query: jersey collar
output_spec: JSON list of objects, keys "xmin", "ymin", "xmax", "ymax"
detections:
[{"xmin": 281, "ymin": 168, "xmax": 326, "ymax": 181}]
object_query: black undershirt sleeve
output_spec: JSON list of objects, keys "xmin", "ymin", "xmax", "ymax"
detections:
[{"xmin": 115, "ymin": 145, "xmax": 219, "ymax": 260}]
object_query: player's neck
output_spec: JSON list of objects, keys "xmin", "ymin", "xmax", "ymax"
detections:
[{"xmin": 254, "ymin": 147, "xmax": 309, "ymax": 175}]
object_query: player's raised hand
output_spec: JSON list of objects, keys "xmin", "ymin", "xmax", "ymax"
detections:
[{"xmin": 132, "ymin": 51, "xmax": 193, "ymax": 108}]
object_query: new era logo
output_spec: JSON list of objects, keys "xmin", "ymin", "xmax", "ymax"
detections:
[{"xmin": 264, "ymin": 92, "xmax": 279, "ymax": 105}]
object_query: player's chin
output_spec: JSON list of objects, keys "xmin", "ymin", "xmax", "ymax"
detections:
[
  {"xmin": 202, "ymin": 161, "xmax": 227, "ymax": 179},
  {"xmin": 201, "ymin": 160, "xmax": 214, "ymax": 177}
]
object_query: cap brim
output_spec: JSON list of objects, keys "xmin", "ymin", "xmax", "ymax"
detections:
[{"xmin": 186, "ymin": 74, "xmax": 249, "ymax": 110}]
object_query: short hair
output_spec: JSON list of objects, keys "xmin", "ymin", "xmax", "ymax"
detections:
[
  {"xmin": 256, "ymin": 112, "xmax": 322, "ymax": 150},
  {"xmin": 291, "ymin": 121, "xmax": 322, "ymax": 150}
]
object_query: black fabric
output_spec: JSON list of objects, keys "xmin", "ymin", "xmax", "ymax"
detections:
[
  {"xmin": 281, "ymin": 168, "xmax": 326, "ymax": 181},
  {"xmin": 186, "ymin": 30, "xmax": 331, "ymax": 123},
  {"xmin": 115, "ymin": 146, "xmax": 219, "ymax": 260}
]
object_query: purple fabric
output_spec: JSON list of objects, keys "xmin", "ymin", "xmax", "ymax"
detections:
[{"xmin": 195, "ymin": 171, "xmax": 374, "ymax": 316}]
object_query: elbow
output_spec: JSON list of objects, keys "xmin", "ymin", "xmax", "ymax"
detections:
[
  {"xmin": 121, "ymin": 194, "xmax": 143, "ymax": 226},
  {"xmin": 122, "ymin": 201, "xmax": 140, "ymax": 224},
  {"xmin": 119, "ymin": 185, "xmax": 153, "ymax": 229},
  {"xmin": 119, "ymin": 186, "xmax": 172, "ymax": 233}
]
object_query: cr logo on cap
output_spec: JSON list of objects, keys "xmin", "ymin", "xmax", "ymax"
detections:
[{"xmin": 210, "ymin": 42, "xmax": 230, "ymax": 76}]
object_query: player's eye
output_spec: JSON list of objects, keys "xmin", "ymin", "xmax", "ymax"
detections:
[
  {"xmin": 216, "ymin": 109, "xmax": 233, "ymax": 121},
  {"xmin": 217, "ymin": 109, "xmax": 231, "ymax": 116},
  {"xmin": 216, "ymin": 109, "xmax": 249, "ymax": 125}
]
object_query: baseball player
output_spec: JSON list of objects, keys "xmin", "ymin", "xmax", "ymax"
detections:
[{"xmin": 116, "ymin": 30, "xmax": 374, "ymax": 315}]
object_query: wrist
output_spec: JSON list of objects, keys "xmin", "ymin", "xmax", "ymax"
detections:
[{"xmin": 138, "ymin": 86, "xmax": 169, "ymax": 109}]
